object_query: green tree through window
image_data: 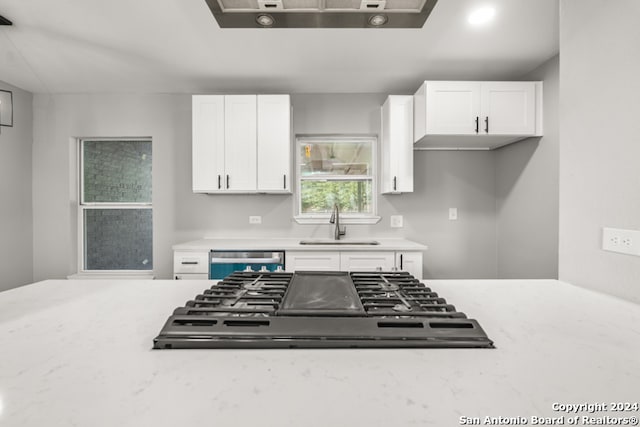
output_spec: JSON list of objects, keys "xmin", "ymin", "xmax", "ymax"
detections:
[{"xmin": 297, "ymin": 136, "xmax": 374, "ymax": 217}]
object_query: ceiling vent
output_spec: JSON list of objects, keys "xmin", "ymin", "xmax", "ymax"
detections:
[{"xmin": 203, "ymin": 0, "xmax": 438, "ymax": 28}]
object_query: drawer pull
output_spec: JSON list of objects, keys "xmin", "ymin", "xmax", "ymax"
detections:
[{"xmin": 181, "ymin": 261, "xmax": 199, "ymax": 265}]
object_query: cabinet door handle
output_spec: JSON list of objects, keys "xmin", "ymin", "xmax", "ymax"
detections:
[
  {"xmin": 181, "ymin": 261, "xmax": 199, "ymax": 265},
  {"xmin": 484, "ymin": 116, "xmax": 489, "ymax": 133},
  {"xmin": 226, "ymin": 174, "xmax": 230, "ymax": 189},
  {"xmin": 283, "ymin": 174, "xmax": 287, "ymax": 190},
  {"xmin": 400, "ymin": 254, "xmax": 403, "ymax": 270},
  {"xmin": 218, "ymin": 175, "xmax": 221, "ymax": 189},
  {"xmin": 475, "ymin": 116, "xmax": 479, "ymax": 133},
  {"xmin": 393, "ymin": 176, "xmax": 397, "ymax": 191}
]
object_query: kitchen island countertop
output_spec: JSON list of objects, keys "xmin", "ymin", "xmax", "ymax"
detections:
[{"xmin": 1, "ymin": 278, "xmax": 639, "ymax": 427}]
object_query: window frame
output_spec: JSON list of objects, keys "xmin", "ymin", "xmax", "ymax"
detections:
[
  {"xmin": 294, "ymin": 135, "xmax": 380, "ymax": 225},
  {"xmin": 76, "ymin": 137, "xmax": 153, "ymax": 277}
]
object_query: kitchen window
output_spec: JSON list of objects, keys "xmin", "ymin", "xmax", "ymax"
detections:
[
  {"xmin": 295, "ymin": 135, "xmax": 379, "ymax": 224},
  {"xmin": 78, "ymin": 138, "xmax": 152, "ymax": 274}
]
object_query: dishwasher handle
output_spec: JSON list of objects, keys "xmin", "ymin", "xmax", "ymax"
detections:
[{"xmin": 210, "ymin": 257, "xmax": 281, "ymax": 264}]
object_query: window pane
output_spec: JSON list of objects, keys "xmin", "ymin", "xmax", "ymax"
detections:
[
  {"xmin": 301, "ymin": 180, "xmax": 372, "ymax": 214},
  {"xmin": 84, "ymin": 209, "xmax": 153, "ymax": 270},
  {"xmin": 83, "ymin": 140, "xmax": 152, "ymax": 203},
  {"xmin": 299, "ymin": 140, "xmax": 372, "ymax": 177}
]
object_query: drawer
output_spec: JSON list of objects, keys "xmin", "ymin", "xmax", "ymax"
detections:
[
  {"xmin": 340, "ymin": 251, "xmax": 395, "ymax": 272},
  {"xmin": 173, "ymin": 251, "xmax": 209, "ymax": 274},
  {"xmin": 285, "ymin": 251, "xmax": 340, "ymax": 272},
  {"xmin": 174, "ymin": 273, "xmax": 209, "ymax": 280}
]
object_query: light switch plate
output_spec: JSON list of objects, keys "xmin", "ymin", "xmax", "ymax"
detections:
[
  {"xmin": 449, "ymin": 208, "xmax": 458, "ymax": 220},
  {"xmin": 390, "ymin": 215, "xmax": 403, "ymax": 228},
  {"xmin": 249, "ymin": 216, "xmax": 262, "ymax": 224},
  {"xmin": 602, "ymin": 227, "xmax": 640, "ymax": 256}
]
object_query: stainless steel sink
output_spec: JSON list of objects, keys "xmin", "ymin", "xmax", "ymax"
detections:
[{"xmin": 299, "ymin": 239, "xmax": 380, "ymax": 245}]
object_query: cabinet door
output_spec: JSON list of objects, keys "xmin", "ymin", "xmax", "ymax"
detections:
[
  {"xmin": 425, "ymin": 82, "xmax": 481, "ymax": 135},
  {"xmin": 257, "ymin": 95, "xmax": 291, "ymax": 193},
  {"xmin": 381, "ymin": 96, "xmax": 413, "ymax": 194},
  {"xmin": 480, "ymin": 82, "xmax": 536, "ymax": 135},
  {"xmin": 192, "ymin": 95, "xmax": 225, "ymax": 192},
  {"xmin": 340, "ymin": 252, "xmax": 395, "ymax": 272},
  {"xmin": 395, "ymin": 252, "xmax": 423, "ymax": 280},
  {"xmin": 224, "ymin": 95, "xmax": 257, "ymax": 191},
  {"xmin": 285, "ymin": 251, "xmax": 340, "ymax": 272}
]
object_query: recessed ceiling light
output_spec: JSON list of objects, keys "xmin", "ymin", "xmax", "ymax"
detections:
[
  {"xmin": 256, "ymin": 14, "xmax": 275, "ymax": 27},
  {"xmin": 368, "ymin": 14, "xmax": 388, "ymax": 27},
  {"xmin": 467, "ymin": 6, "xmax": 496, "ymax": 26}
]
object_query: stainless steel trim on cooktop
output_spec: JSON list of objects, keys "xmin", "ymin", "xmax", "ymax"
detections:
[{"xmin": 203, "ymin": 0, "xmax": 439, "ymax": 28}]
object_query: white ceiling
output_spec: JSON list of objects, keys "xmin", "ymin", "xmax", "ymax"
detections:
[{"xmin": 0, "ymin": 0, "xmax": 558, "ymax": 94}]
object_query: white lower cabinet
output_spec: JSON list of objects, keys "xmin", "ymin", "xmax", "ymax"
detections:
[
  {"xmin": 285, "ymin": 252, "xmax": 340, "ymax": 272},
  {"xmin": 339, "ymin": 252, "xmax": 395, "ymax": 272},
  {"xmin": 396, "ymin": 252, "xmax": 423, "ymax": 280},
  {"xmin": 285, "ymin": 250, "xmax": 423, "ymax": 278},
  {"xmin": 173, "ymin": 251, "xmax": 209, "ymax": 279},
  {"xmin": 173, "ymin": 249, "xmax": 423, "ymax": 279}
]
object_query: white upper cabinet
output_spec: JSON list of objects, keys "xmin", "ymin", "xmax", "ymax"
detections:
[
  {"xmin": 225, "ymin": 95, "xmax": 257, "ymax": 192},
  {"xmin": 192, "ymin": 94, "xmax": 291, "ymax": 194},
  {"xmin": 423, "ymin": 81, "xmax": 481, "ymax": 135},
  {"xmin": 414, "ymin": 81, "xmax": 542, "ymax": 149},
  {"xmin": 381, "ymin": 95, "xmax": 414, "ymax": 194},
  {"xmin": 192, "ymin": 95, "xmax": 225, "ymax": 193},
  {"xmin": 257, "ymin": 95, "xmax": 291, "ymax": 193},
  {"xmin": 480, "ymin": 82, "xmax": 536, "ymax": 135}
]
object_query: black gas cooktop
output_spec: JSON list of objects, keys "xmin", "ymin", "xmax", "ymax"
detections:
[{"xmin": 153, "ymin": 271, "xmax": 493, "ymax": 349}]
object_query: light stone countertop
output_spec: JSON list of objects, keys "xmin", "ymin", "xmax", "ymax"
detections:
[
  {"xmin": 172, "ymin": 237, "xmax": 428, "ymax": 252},
  {"xmin": 1, "ymin": 279, "xmax": 639, "ymax": 427}
]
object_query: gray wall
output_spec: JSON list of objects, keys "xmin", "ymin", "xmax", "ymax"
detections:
[
  {"xmin": 559, "ymin": 0, "xmax": 640, "ymax": 303},
  {"xmin": 31, "ymin": 92, "xmax": 499, "ymax": 280},
  {"xmin": 0, "ymin": 80, "xmax": 33, "ymax": 291},
  {"xmin": 389, "ymin": 151, "xmax": 497, "ymax": 279},
  {"xmin": 32, "ymin": 94, "xmax": 187, "ymax": 282},
  {"xmin": 495, "ymin": 55, "xmax": 559, "ymax": 279}
]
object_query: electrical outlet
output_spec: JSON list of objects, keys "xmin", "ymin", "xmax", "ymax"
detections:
[
  {"xmin": 449, "ymin": 208, "xmax": 458, "ymax": 220},
  {"xmin": 390, "ymin": 215, "xmax": 403, "ymax": 228},
  {"xmin": 602, "ymin": 227, "xmax": 640, "ymax": 256},
  {"xmin": 249, "ymin": 216, "xmax": 262, "ymax": 225}
]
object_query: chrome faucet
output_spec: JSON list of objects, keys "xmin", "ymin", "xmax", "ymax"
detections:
[{"xmin": 329, "ymin": 203, "xmax": 346, "ymax": 240}]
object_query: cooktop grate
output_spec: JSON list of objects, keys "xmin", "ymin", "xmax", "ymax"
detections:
[{"xmin": 153, "ymin": 271, "xmax": 493, "ymax": 349}]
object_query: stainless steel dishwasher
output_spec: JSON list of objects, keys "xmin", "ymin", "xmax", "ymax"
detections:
[{"xmin": 209, "ymin": 250, "xmax": 285, "ymax": 279}]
